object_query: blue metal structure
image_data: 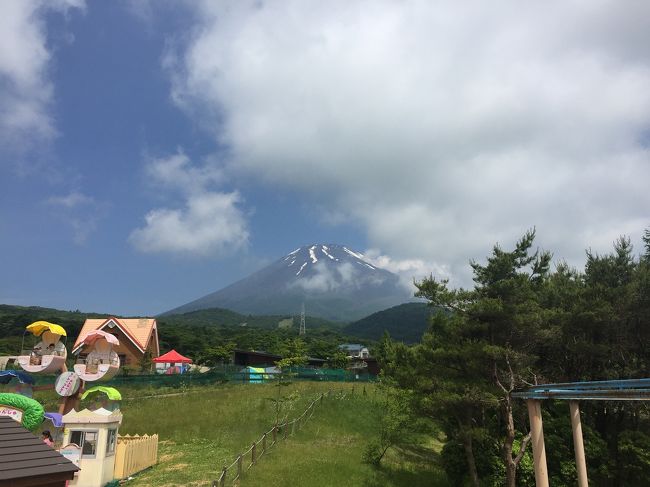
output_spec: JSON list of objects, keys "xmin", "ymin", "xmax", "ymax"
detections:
[
  {"xmin": 0, "ymin": 370, "xmax": 35, "ymax": 385},
  {"xmin": 512, "ymin": 378, "xmax": 650, "ymax": 401},
  {"xmin": 513, "ymin": 378, "xmax": 650, "ymax": 487}
]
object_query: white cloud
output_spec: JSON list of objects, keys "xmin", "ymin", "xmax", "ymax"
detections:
[
  {"xmin": 47, "ymin": 190, "xmax": 102, "ymax": 244},
  {"xmin": 0, "ymin": 0, "xmax": 84, "ymax": 153},
  {"xmin": 167, "ymin": 1, "xmax": 650, "ymax": 283},
  {"xmin": 364, "ymin": 248, "xmax": 451, "ymax": 293},
  {"xmin": 146, "ymin": 151, "xmax": 224, "ymax": 193},
  {"xmin": 130, "ymin": 152, "xmax": 249, "ymax": 256},
  {"xmin": 48, "ymin": 191, "xmax": 93, "ymax": 209},
  {"xmin": 293, "ymin": 261, "xmax": 362, "ymax": 293}
]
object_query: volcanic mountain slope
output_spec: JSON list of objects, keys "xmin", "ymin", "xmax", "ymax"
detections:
[{"xmin": 164, "ymin": 244, "xmax": 414, "ymax": 322}]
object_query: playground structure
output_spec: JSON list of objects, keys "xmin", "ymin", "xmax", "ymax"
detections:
[
  {"xmin": 16, "ymin": 321, "xmax": 67, "ymax": 374},
  {"xmin": 73, "ymin": 330, "xmax": 121, "ymax": 381},
  {"xmin": 0, "ymin": 320, "xmax": 158, "ymax": 487},
  {"xmin": 513, "ymin": 378, "xmax": 650, "ymax": 487}
]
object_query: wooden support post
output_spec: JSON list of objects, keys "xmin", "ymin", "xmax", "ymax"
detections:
[
  {"xmin": 237, "ymin": 454, "xmax": 243, "ymax": 478},
  {"xmin": 272, "ymin": 426, "xmax": 277, "ymax": 444},
  {"xmin": 570, "ymin": 401, "xmax": 589, "ymax": 487},
  {"xmin": 527, "ymin": 399, "xmax": 549, "ymax": 487},
  {"xmin": 320, "ymin": 393, "xmax": 324, "ymax": 404},
  {"xmin": 251, "ymin": 442, "xmax": 256, "ymax": 464},
  {"xmin": 58, "ymin": 380, "xmax": 84, "ymax": 415},
  {"xmin": 262, "ymin": 433, "xmax": 266, "ymax": 453},
  {"xmin": 220, "ymin": 466, "xmax": 226, "ymax": 487}
]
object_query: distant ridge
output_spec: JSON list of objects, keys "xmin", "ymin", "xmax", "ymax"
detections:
[
  {"xmin": 164, "ymin": 244, "xmax": 415, "ymax": 322},
  {"xmin": 343, "ymin": 302, "xmax": 431, "ymax": 342}
]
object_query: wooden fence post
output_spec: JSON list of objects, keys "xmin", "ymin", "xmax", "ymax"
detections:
[
  {"xmin": 251, "ymin": 442, "xmax": 257, "ymax": 465},
  {"xmin": 262, "ymin": 432, "xmax": 267, "ymax": 453},
  {"xmin": 527, "ymin": 399, "xmax": 549, "ymax": 487},
  {"xmin": 220, "ymin": 466, "xmax": 226, "ymax": 487},
  {"xmin": 569, "ymin": 401, "xmax": 588, "ymax": 487},
  {"xmin": 237, "ymin": 454, "xmax": 243, "ymax": 479}
]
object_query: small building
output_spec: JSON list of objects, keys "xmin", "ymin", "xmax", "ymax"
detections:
[
  {"xmin": 62, "ymin": 408, "xmax": 122, "ymax": 487},
  {"xmin": 233, "ymin": 349, "xmax": 326, "ymax": 368},
  {"xmin": 233, "ymin": 349, "xmax": 281, "ymax": 367},
  {"xmin": 338, "ymin": 344, "xmax": 370, "ymax": 359},
  {"xmin": 72, "ymin": 318, "xmax": 160, "ymax": 369},
  {"xmin": 0, "ymin": 416, "xmax": 79, "ymax": 486}
]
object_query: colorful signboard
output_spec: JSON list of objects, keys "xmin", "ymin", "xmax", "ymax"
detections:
[
  {"xmin": 59, "ymin": 443, "xmax": 81, "ymax": 469},
  {"xmin": 55, "ymin": 372, "xmax": 81, "ymax": 397},
  {"xmin": 0, "ymin": 405, "xmax": 23, "ymax": 423}
]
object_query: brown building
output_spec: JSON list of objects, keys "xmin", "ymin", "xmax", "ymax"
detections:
[
  {"xmin": 72, "ymin": 317, "xmax": 160, "ymax": 368},
  {"xmin": 233, "ymin": 349, "xmax": 326, "ymax": 368},
  {"xmin": 0, "ymin": 416, "xmax": 79, "ymax": 486}
]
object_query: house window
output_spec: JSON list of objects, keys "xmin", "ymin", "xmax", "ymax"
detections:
[
  {"xmin": 106, "ymin": 428, "xmax": 117, "ymax": 455},
  {"xmin": 69, "ymin": 430, "xmax": 99, "ymax": 458}
]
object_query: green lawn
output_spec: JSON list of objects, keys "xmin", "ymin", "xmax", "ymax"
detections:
[
  {"xmin": 120, "ymin": 381, "xmax": 357, "ymax": 486},
  {"xmin": 239, "ymin": 391, "xmax": 450, "ymax": 487},
  {"xmin": 4, "ymin": 380, "xmax": 450, "ymax": 486}
]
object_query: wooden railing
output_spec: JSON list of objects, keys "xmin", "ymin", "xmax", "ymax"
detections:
[
  {"xmin": 212, "ymin": 390, "xmax": 334, "ymax": 486},
  {"xmin": 114, "ymin": 433, "xmax": 159, "ymax": 479}
]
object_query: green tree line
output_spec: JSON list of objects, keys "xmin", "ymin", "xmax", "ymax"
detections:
[{"xmin": 379, "ymin": 229, "xmax": 650, "ymax": 486}]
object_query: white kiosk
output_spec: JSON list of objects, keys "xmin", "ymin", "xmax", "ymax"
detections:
[{"xmin": 61, "ymin": 408, "xmax": 122, "ymax": 487}]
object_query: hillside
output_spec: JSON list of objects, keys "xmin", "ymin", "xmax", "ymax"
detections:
[
  {"xmin": 162, "ymin": 307, "xmax": 342, "ymax": 330},
  {"xmin": 0, "ymin": 304, "xmax": 103, "ymax": 355},
  {"xmin": 343, "ymin": 302, "xmax": 432, "ymax": 342},
  {"xmin": 0, "ymin": 304, "xmax": 349, "ymax": 362},
  {"xmin": 164, "ymin": 244, "xmax": 414, "ymax": 322}
]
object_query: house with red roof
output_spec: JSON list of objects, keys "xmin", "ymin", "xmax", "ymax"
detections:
[{"xmin": 72, "ymin": 318, "xmax": 160, "ymax": 369}]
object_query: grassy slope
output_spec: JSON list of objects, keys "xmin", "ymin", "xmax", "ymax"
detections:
[
  {"xmin": 2, "ymin": 380, "xmax": 449, "ymax": 486},
  {"xmin": 240, "ymin": 391, "xmax": 449, "ymax": 487},
  {"xmin": 105, "ymin": 381, "xmax": 449, "ymax": 486},
  {"xmin": 120, "ymin": 382, "xmax": 354, "ymax": 486}
]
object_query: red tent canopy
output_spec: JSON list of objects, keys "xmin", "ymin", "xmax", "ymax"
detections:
[{"xmin": 152, "ymin": 349, "xmax": 192, "ymax": 364}]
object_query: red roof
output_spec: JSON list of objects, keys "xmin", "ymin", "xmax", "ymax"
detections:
[{"xmin": 152, "ymin": 349, "xmax": 192, "ymax": 363}]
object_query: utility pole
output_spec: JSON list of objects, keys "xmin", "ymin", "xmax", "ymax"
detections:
[{"xmin": 299, "ymin": 302, "xmax": 306, "ymax": 335}]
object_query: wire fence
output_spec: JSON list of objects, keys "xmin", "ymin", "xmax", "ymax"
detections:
[
  {"xmin": 212, "ymin": 389, "xmax": 342, "ymax": 486},
  {"xmin": 14, "ymin": 366, "xmax": 376, "ymax": 389}
]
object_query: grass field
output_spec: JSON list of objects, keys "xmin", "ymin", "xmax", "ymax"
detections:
[
  {"xmin": 239, "ymin": 390, "xmax": 450, "ymax": 487},
  {"xmin": 6, "ymin": 380, "xmax": 450, "ymax": 486}
]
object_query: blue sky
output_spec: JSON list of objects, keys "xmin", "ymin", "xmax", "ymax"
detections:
[{"xmin": 1, "ymin": 1, "xmax": 649, "ymax": 316}]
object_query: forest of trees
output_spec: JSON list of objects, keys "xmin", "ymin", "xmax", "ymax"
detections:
[
  {"xmin": 0, "ymin": 305, "xmax": 355, "ymax": 367},
  {"xmin": 378, "ymin": 229, "xmax": 650, "ymax": 486}
]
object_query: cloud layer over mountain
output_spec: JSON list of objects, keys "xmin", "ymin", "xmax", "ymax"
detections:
[{"xmin": 162, "ymin": 0, "xmax": 650, "ymax": 284}]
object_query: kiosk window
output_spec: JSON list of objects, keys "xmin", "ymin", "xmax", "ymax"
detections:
[
  {"xmin": 106, "ymin": 428, "xmax": 117, "ymax": 454},
  {"xmin": 69, "ymin": 430, "xmax": 98, "ymax": 458}
]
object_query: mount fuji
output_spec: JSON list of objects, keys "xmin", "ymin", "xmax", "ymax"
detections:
[{"xmin": 164, "ymin": 244, "xmax": 415, "ymax": 322}]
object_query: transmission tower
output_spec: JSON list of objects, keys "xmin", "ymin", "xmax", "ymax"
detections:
[{"xmin": 299, "ymin": 302, "xmax": 306, "ymax": 335}]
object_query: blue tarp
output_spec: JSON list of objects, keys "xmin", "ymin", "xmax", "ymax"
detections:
[
  {"xmin": 44, "ymin": 412, "xmax": 63, "ymax": 427},
  {"xmin": 0, "ymin": 370, "xmax": 35, "ymax": 385}
]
